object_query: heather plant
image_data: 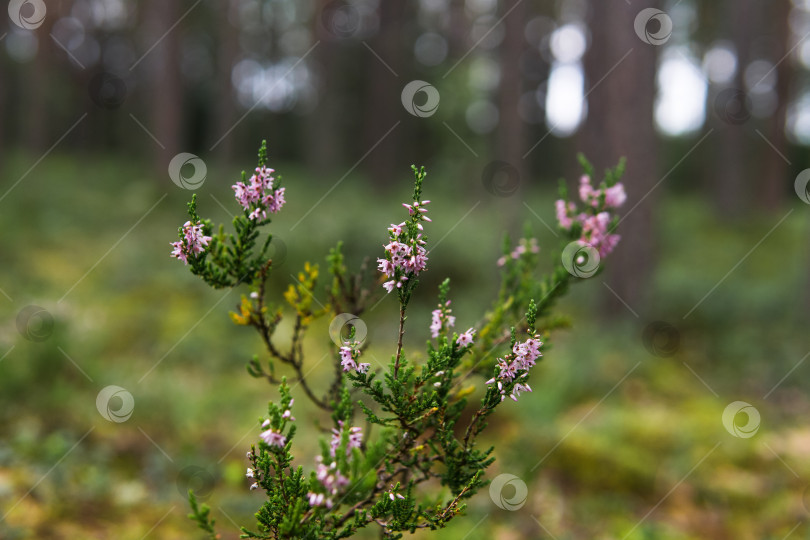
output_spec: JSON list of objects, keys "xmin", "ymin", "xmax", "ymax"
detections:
[{"xmin": 171, "ymin": 142, "xmax": 626, "ymax": 539}]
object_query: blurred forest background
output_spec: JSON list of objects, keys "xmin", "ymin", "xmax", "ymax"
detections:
[{"xmin": 2, "ymin": 0, "xmax": 810, "ymax": 538}]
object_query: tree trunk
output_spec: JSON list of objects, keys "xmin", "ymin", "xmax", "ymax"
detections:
[
  {"xmin": 758, "ymin": 0, "xmax": 791, "ymax": 212},
  {"xmin": 496, "ymin": 0, "xmax": 527, "ymax": 181},
  {"xmin": 145, "ymin": 0, "xmax": 184, "ymax": 176},
  {"xmin": 361, "ymin": 1, "xmax": 408, "ymax": 187},
  {"xmin": 305, "ymin": 0, "xmax": 346, "ymax": 175},
  {"xmin": 710, "ymin": 0, "xmax": 756, "ymax": 217},
  {"xmin": 581, "ymin": 0, "xmax": 659, "ymax": 315},
  {"xmin": 210, "ymin": 0, "xmax": 240, "ymax": 165},
  {"xmin": 495, "ymin": 0, "xmax": 528, "ymax": 232},
  {"xmin": 23, "ymin": 21, "xmax": 55, "ymax": 153}
]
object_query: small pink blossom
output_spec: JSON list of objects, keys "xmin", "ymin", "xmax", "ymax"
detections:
[
  {"xmin": 604, "ymin": 184, "xmax": 626, "ymax": 208},
  {"xmin": 308, "ymin": 492, "xmax": 326, "ymax": 506},
  {"xmin": 456, "ymin": 328, "xmax": 475, "ymax": 347},
  {"xmin": 379, "ymin": 198, "xmax": 431, "ymax": 293},
  {"xmin": 330, "ymin": 423, "xmax": 363, "ymax": 457},
  {"xmin": 578, "ymin": 175, "xmax": 596, "ymax": 205},
  {"xmin": 555, "ymin": 176, "xmax": 626, "ymax": 257},
  {"xmin": 340, "ymin": 341, "xmax": 368, "ymax": 374},
  {"xmin": 312, "ymin": 456, "xmax": 349, "ymax": 502},
  {"xmin": 498, "ymin": 237, "xmax": 541, "ymax": 266},
  {"xmin": 487, "ymin": 335, "xmax": 543, "ymax": 402},
  {"xmin": 231, "ymin": 165, "xmax": 285, "ymax": 220},
  {"xmin": 555, "ymin": 200, "xmax": 576, "ymax": 229},
  {"xmin": 170, "ymin": 220, "xmax": 212, "ymax": 265},
  {"xmin": 259, "ymin": 428, "xmax": 286, "ymax": 448},
  {"xmin": 430, "ymin": 300, "xmax": 455, "ymax": 338}
]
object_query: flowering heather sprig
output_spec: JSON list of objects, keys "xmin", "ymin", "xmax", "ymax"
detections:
[
  {"xmin": 555, "ymin": 163, "xmax": 626, "ymax": 258},
  {"xmin": 330, "ymin": 421, "xmax": 363, "ymax": 457},
  {"xmin": 176, "ymin": 150, "xmax": 627, "ymax": 539},
  {"xmin": 430, "ymin": 300, "xmax": 455, "ymax": 338},
  {"xmin": 169, "ymin": 141, "xmax": 288, "ymax": 290},
  {"xmin": 340, "ymin": 340, "xmax": 370, "ymax": 374},
  {"xmin": 486, "ymin": 335, "xmax": 543, "ymax": 402},
  {"xmin": 232, "ymin": 165, "xmax": 286, "ymax": 221},
  {"xmin": 170, "ymin": 220, "xmax": 212, "ymax": 264},
  {"xmin": 377, "ymin": 166, "xmax": 430, "ymax": 296},
  {"xmin": 307, "ymin": 457, "xmax": 350, "ymax": 508},
  {"xmin": 256, "ymin": 396, "xmax": 295, "ymax": 453},
  {"xmin": 497, "ymin": 237, "xmax": 539, "ymax": 267}
]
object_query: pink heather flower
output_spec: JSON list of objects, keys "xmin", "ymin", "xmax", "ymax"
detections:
[
  {"xmin": 388, "ymin": 222, "xmax": 405, "ymax": 236},
  {"xmin": 430, "ymin": 301, "xmax": 455, "ymax": 338},
  {"xmin": 555, "ymin": 200, "xmax": 576, "ymax": 229},
  {"xmin": 557, "ymin": 177, "xmax": 626, "ymax": 258},
  {"xmin": 246, "ymin": 467, "xmax": 255, "ymax": 479},
  {"xmin": 170, "ymin": 220, "xmax": 212, "ymax": 264},
  {"xmin": 170, "ymin": 242, "xmax": 187, "ymax": 264},
  {"xmin": 487, "ymin": 335, "xmax": 543, "ymax": 402},
  {"xmin": 314, "ymin": 457, "xmax": 349, "ymax": 497},
  {"xmin": 456, "ymin": 328, "xmax": 475, "ymax": 347},
  {"xmin": 403, "ymin": 200, "xmax": 431, "ymax": 220},
  {"xmin": 510, "ymin": 382, "xmax": 532, "ymax": 401},
  {"xmin": 340, "ymin": 342, "xmax": 368, "ymax": 374},
  {"xmin": 308, "ymin": 492, "xmax": 327, "ymax": 507},
  {"xmin": 339, "ymin": 345, "xmax": 356, "ymax": 371},
  {"xmin": 250, "ymin": 482, "xmax": 259, "ymax": 490},
  {"xmin": 604, "ymin": 183, "xmax": 626, "ymax": 208},
  {"xmin": 232, "ymin": 166, "xmax": 285, "ymax": 220},
  {"xmin": 578, "ymin": 175, "xmax": 595, "ymax": 205},
  {"xmin": 507, "ymin": 238, "xmax": 539, "ymax": 261},
  {"xmin": 330, "ymin": 423, "xmax": 363, "ymax": 457},
  {"xmin": 379, "ymin": 199, "xmax": 431, "ymax": 293},
  {"xmin": 581, "ymin": 212, "xmax": 620, "ymax": 258},
  {"xmin": 260, "ymin": 428, "xmax": 286, "ymax": 447}
]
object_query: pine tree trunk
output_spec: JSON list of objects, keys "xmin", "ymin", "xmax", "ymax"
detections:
[{"xmin": 582, "ymin": 0, "xmax": 659, "ymax": 315}]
